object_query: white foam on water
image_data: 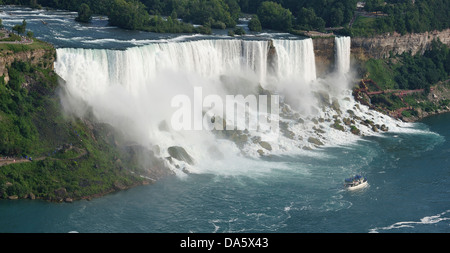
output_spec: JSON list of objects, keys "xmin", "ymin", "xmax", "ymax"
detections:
[{"xmin": 369, "ymin": 210, "xmax": 450, "ymax": 233}]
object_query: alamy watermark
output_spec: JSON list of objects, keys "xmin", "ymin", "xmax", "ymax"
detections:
[{"xmin": 170, "ymin": 87, "xmax": 279, "ymax": 135}]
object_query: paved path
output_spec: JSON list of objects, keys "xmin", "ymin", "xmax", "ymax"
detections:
[
  {"xmin": 0, "ymin": 148, "xmax": 88, "ymax": 168},
  {"xmin": 0, "ymin": 157, "xmax": 44, "ymax": 167}
]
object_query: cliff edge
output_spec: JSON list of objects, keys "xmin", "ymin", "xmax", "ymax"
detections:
[{"xmin": 351, "ymin": 29, "xmax": 450, "ymax": 60}]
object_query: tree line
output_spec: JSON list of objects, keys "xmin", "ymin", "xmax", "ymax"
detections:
[
  {"xmin": 1, "ymin": 0, "xmax": 242, "ymax": 33},
  {"xmin": 0, "ymin": 0, "xmax": 449, "ymax": 35},
  {"xmin": 0, "ymin": 0, "xmax": 357, "ymax": 33},
  {"xmin": 349, "ymin": 0, "xmax": 450, "ymax": 37}
]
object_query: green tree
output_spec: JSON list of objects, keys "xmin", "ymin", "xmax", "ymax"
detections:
[
  {"xmin": 75, "ymin": 3, "xmax": 92, "ymax": 23},
  {"xmin": 12, "ymin": 19, "xmax": 27, "ymax": 34},
  {"xmin": 182, "ymin": 0, "xmax": 237, "ymax": 28},
  {"xmin": 248, "ymin": 15, "xmax": 262, "ymax": 32},
  {"xmin": 364, "ymin": 0, "xmax": 384, "ymax": 12},
  {"xmin": 257, "ymin": 1, "xmax": 293, "ymax": 31},
  {"xmin": 296, "ymin": 7, "xmax": 325, "ymax": 31},
  {"xmin": 225, "ymin": 0, "xmax": 240, "ymax": 22},
  {"xmin": 233, "ymin": 26, "xmax": 245, "ymax": 35},
  {"xmin": 108, "ymin": 0, "xmax": 150, "ymax": 30},
  {"xmin": 328, "ymin": 7, "xmax": 344, "ymax": 27}
]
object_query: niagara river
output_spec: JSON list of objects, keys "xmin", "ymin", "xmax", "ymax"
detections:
[{"xmin": 0, "ymin": 6, "xmax": 449, "ymax": 234}]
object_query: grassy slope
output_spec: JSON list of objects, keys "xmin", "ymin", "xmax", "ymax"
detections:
[
  {"xmin": 0, "ymin": 42, "xmax": 160, "ymax": 202},
  {"xmin": 357, "ymin": 55, "xmax": 450, "ymax": 120}
]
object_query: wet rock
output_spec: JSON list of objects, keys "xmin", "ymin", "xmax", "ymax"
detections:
[
  {"xmin": 280, "ymin": 121, "xmax": 295, "ymax": 139},
  {"xmin": 343, "ymin": 118, "xmax": 351, "ymax": 126},
  {"xmin": 308, "ymin": 137, "xmax": 324, "ymax": 146},
  {"xmin": 331, "ymin": 98, "xmax": 342, "ymax": 114},
  {"xmin": 229, "ymin": 131, "xmax": 248, "ymax": 148},
  {"xmin": 350, "ymin": 125, "xmax": 360, "ymax": 135},
  {"xmin": 313, "ymin": 126, "xmax": 326, "ymax": 134},
  {"xmin": 251, "ymin": 136, "xmax": 261, "ymax": 144},
  {"xmin": 8, "ymin": 195, "xmax": 18, "ymax": 200},
  {"xmin": 259, "ymin": 141, "xmax": 272, "ymax": 151},
  {"xmin": 331, "ymin": 119, "xmax": 345, "ymax": 131},
  {"xmin": 257, "ymin": 149, "xmax": 265, "ymax": 156},
  {"xmin": 168, "ymin": 146, "xmax": 195, "ymax": 165}
]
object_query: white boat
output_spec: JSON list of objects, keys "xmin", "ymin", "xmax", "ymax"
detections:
[{"xmin": 344, "ymin": 175, "xmax": 368, "ymax": 190}]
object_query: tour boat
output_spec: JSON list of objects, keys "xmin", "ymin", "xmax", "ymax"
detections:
[{"xmin": 344, "ymin": 174, "xmax": 368, "ymax": 190}]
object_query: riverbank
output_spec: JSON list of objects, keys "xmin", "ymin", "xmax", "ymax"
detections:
[{"xmin": 353, "ymin": 79, "xmax": 450, "ymax": 123}]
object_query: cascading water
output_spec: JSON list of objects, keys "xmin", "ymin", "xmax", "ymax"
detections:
[
  {"xmin": 55, "ymin": 37, "xmax": 406, "ymax": 175},
  {"xmin": 272, "ymin": 39, "xmax": 316, "ymax": 82},
  {"xmin": 335, "ymin": 36, "xmax": 351, "ymax": 74}
]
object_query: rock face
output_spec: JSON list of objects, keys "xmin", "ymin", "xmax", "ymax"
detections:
[
  {"xmin": 351, "ymin": 29, "xmax": 450, "ymax": 59},
  {"xmin": 0, "ymin": 47, "xmax": 55, "ymax": 83},
  {"xmin": 312, "ymin": 29, "xmax": 450, "ymax": 76},
  {"xmin": 312, "ymin": 37, "xmax": 335, "ymax": 77},
  {"xmin": 267, "ymin": 39, "xmax": 278, "ymax": 76}
]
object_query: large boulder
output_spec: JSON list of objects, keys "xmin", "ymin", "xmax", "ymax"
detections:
[
  {"xmin": 54, "ymin": 187, "xmax": 67, "ymax": 198},
  {"xmin": 28, "ymin": 192, "xmax": 36, "ymax": 200},
  {"xmin": 7, "ymin": 195, "xmax": 18, "ymax": 200},
  {"xmin": 308, "ymin": 137, "xmax": 324, "ymax": 146},
  {"xmin": 168, "ymin": 146, "xmax": 195, "ymax": 165},
  {"xmin": 259, "ymin": 141, "xmax": 272, "ymax": 151}
]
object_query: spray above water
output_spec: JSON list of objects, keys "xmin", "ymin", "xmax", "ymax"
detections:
[{"xmin": 55, "ymin": 37, "xmax": 407, "ymax": 176}]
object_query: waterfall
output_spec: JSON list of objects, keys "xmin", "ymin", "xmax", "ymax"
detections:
[
  {"xmin": 55, "ymin": 37, "xmax": 403, "ymax": 175},
  {"xmin": 272, "ymin": 38, "xmax": 317, "ymax": 82},
  {"xmin": 335, "ymin": 36, "xmax": 351, "ymax": 74},
  {"xmin": 55, "ymin": 38, "xmax": 317, "ymax": 115}
]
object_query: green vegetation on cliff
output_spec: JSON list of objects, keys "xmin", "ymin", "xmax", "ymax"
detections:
[
  {"xmin": 362, "ymin": 40, "xmax": 450, "ymax": 91},
  {"xmin": 357, "ymin": 39, "xmax": 450, "ymax": 120},
  {"xmin": 0, "ymin": 43, "xmax": 162, "ymax": 202}
]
